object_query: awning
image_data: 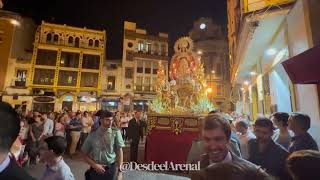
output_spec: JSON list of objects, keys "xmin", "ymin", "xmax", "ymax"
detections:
[{"xmin": 282, "ymin": 45, "xmax": 320, "ymax": 84}]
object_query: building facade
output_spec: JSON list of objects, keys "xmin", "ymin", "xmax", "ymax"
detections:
[
  {"xmin": 189, "ymin": 17, "xmax": 231, "ymax": 112},
  {"xmin": 3, "ymin": 20, "xmax": 106, "ymax": 113},
  {"xmin": 0, "ymin": 10, "xmax": 36, "ymax": 112},
  {"xmin": 120, "ymin": 21, "xmax": 169, "ymax": 111},
  {"xmin": 29, "ymin": 21, "xmax": 106, "ymax": 112},
  {"xmin": 227, "ymin": 0, "xmax": 320, "ymax": 145},
  {"xmin": 100, "ymin": 59, "xmax": 123, "ymax": 111}
]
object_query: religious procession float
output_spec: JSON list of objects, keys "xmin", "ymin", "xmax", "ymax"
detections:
[{"xmin": 145, "ymin": 37, "xmax": 214, "ymax": 164}]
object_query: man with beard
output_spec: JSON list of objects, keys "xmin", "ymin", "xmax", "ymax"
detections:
[
  {"xmin": 199, "ymin": 115, "xmax": 257, "ymax": 170},
  {"xmin": 248, "ymin": 117, "xmax": 290, "ymax": 180}
]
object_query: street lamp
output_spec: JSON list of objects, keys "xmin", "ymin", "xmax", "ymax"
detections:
[
  {"xmin": 10, "ymin": 19, "xmax": 20, "ymax": 27},
  {"xmin": 250, "ymin": 71, "xmax": 257, "ymax": 76},
  {"xmin": 266, "ymin": 48, "xmax": 277, "ymax": 56},
  {"xmin": 197, "ymin": 50, "xmax": 203, "ymax": 55}
]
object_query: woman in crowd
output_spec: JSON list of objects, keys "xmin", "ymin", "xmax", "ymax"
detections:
[
  {"xmin": 54, "ymin": 115, "xmax": 65, "ymax": 137},
  {"xmin": 28, "ymin": 113, "xmax": 44, "ymax": 165}
]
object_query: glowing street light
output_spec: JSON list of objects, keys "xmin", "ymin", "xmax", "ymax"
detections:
[
  {"xmin": 250, "ymin": 71, "xmax": 257, "ymax": 76},
  {"xmin": 211, "ymin": 70, "xmax": 215, "ymax": 74},
  {"xmin": 197, "ymin": 50, "xmax": 203, "ymax": 55},
  {"xmin": 266, "ymin": 48, "xmax": 277, "ymax": 56},
  {"xmin": 10, "ymin": 19, "xmax": 20, "ymax": 27},
  {"xmin": 200, "ymin": 23, "xmax": 206, "ymax": 30}
]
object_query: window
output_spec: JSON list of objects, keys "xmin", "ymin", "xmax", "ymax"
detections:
[
  {"xmin": 75, "ymin": 37, "xmax": 80, "ymax": 47},
  {"xmin": 153, "ymin": 43, "xmax": 159, "ymax": 55},
  {"xmin": 88, "ymin": 39, "xmax": 93, "ymax": 47},
  {"xmin": 33, "ymin": 69, "xmax": 55, "ymax": 85},
  {"xmin": 46, "ymin": 33, "xmax": 52, "ymax": 43},
  {"xmin": 146, "ymin": 43, "xmax": 152, "ymax": 54},
  {"xmin": 82, "ymin": 54, "xmax": 100, "ymax": 69},
  {"xmin": 144, "ymin": 77, "xmax": 151, "ymax": 91},
  {"xmin": 126, "ymin": 51, "xmax": 134, "ymax": 61},
  {"xmin": 94, "ymin": 40, "xmax": 99, "ymax": 47},
  {"xmin": 161, "ymin": 44, "xmax": 167, "ymax": 56},
  {"xmin": 138, "ymin": 42, "xmax": 144, "ymax": 52},
  {"xmin": 58, "ymin": 71, "xmax": 78, "ymax": 86},
  {"xmin": 127, "ymin": 42, "xmax": 133, "ymax": 48},
  {"xmin": 60, "ymin": 52, "xmax": 79, "ymax": 68},
  {"xmin": 125, "ymin": 68, "xmax": 133, "ymax": 79},
  {"xmin": 136, "ymin": 76, "xmax": 143, "ymax": 91},
  {"xmin": 68, "ymin": 36, "xmax": 73, "ymax": 44},
  {"xmin": 36, "ymin": 49, "xmax": 57, "ymax": 66},
  {"xmin": 80, "ymin": 72, "xmax": 98, "ymax": 87},
  {"xmin": 53, "ymin": 34, "xmax": 59, "ymax": 43},
  {"xmin": 107, "ymin": 76, "xmax": 116, "ymax": 91},
  {"xmin": 153, "ymin": 62, "xmax": 158, "ymax": 74},
  {"xmin": 126, "ymin": 84, "xmax": 131, "ymax": 89},
  {"xmin": 152, "ymin": 77, "xmax": 157, "ymax": 91},
  {"xmin": 15, "ymin": 70, "xmax": 27, "ymax": 87},
  {"xmin": 137, "ymin": 61, "xmax": 143, "ymax": 73},
  {"xmin": 107, "ymin": 64, "xmax": 117, "ymax": 70},
  {"xmin": 145, "ymin": 61, "xmax": 151, "ymax": 74},
  {"xmin": 216, "ymin": 84, "xmax": 224, "ymax": 96},
  {"xmin": 215, "ymin": 63, "xmax": 222, "ymax": 78}
]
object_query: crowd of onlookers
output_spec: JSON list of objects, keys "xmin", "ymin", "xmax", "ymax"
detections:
[
  {"xmin": 1, "ymin": 100, "xmax": 320, "ymax": 180},
  {"xmin": 12, "ymin": 109, "xmax": 148, "ymax": 167},
  {"xmin": 189, "ymin": 110, "xmax": 320, "ymax": 180}
]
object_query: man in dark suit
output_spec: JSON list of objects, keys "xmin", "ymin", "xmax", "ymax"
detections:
[
  {"xmin": 0, "ymin": 102, "xmax": 35, "ymax": 180},
  {"xmin": 127, "ymin": 111, "xmax": 146, "ymax": 162}
]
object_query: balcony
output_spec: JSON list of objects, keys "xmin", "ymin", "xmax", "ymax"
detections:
[
  {"xmin": 133, "ymin": 52, "xmax": 169, "ymax": 61},
  {"xmin": 134, "ymin": 85, "xmax": 155, "ymax": 94},
  {"xmin": 14, "ymin": 81, "xmax": 26, "ymax": 88},
  {"xmin": 243, "ymin": 0, "xmax": 295, "ymax": 13}
]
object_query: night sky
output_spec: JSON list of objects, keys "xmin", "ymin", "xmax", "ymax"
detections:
[{"xmin": 3, "ymin": 0, "xmax": 227, "ymax": 59}]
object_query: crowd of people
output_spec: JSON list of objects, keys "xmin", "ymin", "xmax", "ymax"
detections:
[
  {"xmin": 188, "ymin": 110, "xmax": 320, "ymax": 180},
  {"xmin": 1, "ymin": 100, "xmax": 320, "ymax": 180}
]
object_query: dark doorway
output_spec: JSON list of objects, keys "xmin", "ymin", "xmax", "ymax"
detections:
[{"xmin": 62, "ymin": 101, "xmax": 73, "ymax": 112}]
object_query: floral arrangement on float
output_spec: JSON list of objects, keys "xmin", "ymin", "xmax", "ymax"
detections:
[{"xmin": 148, "ymin": 37, "xmax": 214, "ymax": 115}]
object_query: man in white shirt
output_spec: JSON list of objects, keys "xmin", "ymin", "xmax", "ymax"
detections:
[
  {"xmin": 43, "ymin": 114, "xmax": 54, "ymax": 137},
  {"xmin": 235, "ymin": 120, "xmax": 256, "ymax": 159},
  {"xmin": 40, "ymin": 136, "xmax": 75, "ymax": 180}
]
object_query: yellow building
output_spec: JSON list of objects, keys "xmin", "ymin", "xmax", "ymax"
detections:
[
  {"xmin": 25, "ymin": 21, "xmax": 106, "ymax": 112},
  {"xmin": 0, "ymin": 10, "xmax": 36, "ymax": 112},
  {"xmin": 121, "ymin": 21, "xmax": 169, "ymax": 111},
  {"xmin": 228, "ymin": 0, "xmax": 320, "ymax": 144}
]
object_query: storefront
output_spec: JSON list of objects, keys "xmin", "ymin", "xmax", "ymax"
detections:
[
  {"xmin": 78, "ymin": 96, "xmax": 98, "ymax": 111},
  {"xmin": 100, "ymin": 97, "xmax": 119, "ymax": 112},
  {"xmin": 32, "ymin": 96, "xmax": 55, "ymax": 113},
  {"xmin": 133, "ymin": 100, "xmax": 148, "ymax": 111}
]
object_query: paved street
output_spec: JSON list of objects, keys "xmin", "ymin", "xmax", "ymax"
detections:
[
  {"xmin": 24, "ymin": 140, "xmax": 189, "ymax": 180},
  {"xmin": 25, "ymin": 141, "xmax": 145, "ymax": 180}
]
